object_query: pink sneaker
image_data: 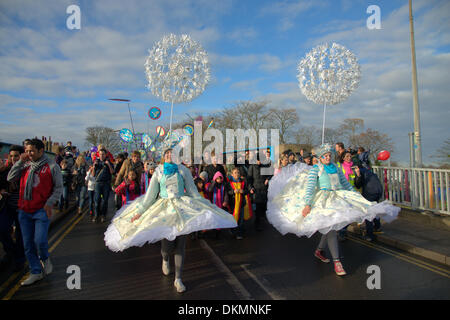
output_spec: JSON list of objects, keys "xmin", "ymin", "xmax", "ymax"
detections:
[
  {"xmin": 314, "ymin": 250, "xmax": 330, "ymax": 263},
  {"xmin": 334, "ymin": 260, "xmax": 347, "ymax": 276}
]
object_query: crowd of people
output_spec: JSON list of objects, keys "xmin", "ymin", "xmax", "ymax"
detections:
[{"xmin": 0, "ymin": 137, "xmax": 392, "ymax": 289}]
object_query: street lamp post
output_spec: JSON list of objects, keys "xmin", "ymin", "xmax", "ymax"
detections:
[
  {"xmin": 409, "ymin": 0, "xmax": 423, "ymax": 167},
  {"xmin": 108, "ymin": 98, "xmax": 138, "ymax": 150}
]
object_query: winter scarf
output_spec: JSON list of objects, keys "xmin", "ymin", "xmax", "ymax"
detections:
[
  {"xmin": 24, "ymin": 154, "xmax": 49, "ymax": 201},
  {"xmin": 323, "ymin": 163, "xmax": 337, "ymax": 175},
  {"xmin": 342, "ymin": 161, "xmax": 354, "ymax": 181},
  {"xmin": 163, "ymin": 162, "xmax": 178, "ymax": 176}
]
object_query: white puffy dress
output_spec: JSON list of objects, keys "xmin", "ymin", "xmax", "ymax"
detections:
[
  {"xmin": 266, "ymin": 162, "xmax": 400, "ymax": 238},
  {"xmin": 104, "ymin": 164, "xmax": 237, "ymax": 252}
]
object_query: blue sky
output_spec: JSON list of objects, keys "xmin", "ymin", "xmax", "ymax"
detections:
[{"xmin": 0, "ymin": 0, "xmax": 449, "ymax": 165}]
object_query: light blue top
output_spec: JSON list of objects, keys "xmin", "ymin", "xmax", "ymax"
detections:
[
  {"xmin": 136, "ymin": 164, "xmax": 201, "ymax": 214},
  {"xmin": 303, "ymin": 163, "xmax": 355, "ymax": 206}
]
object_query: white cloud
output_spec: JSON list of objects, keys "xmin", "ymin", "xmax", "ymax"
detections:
[
  {"xmin": 226, "ymin": 27, "xmax": 258, "ymax": 44},
  {"xmin": 259, "ymin": 0, "xmax": 327, "ymax": 31}
]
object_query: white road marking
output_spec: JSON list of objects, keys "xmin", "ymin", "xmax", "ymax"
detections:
[
  {"xmin": 241, "ymin": 264, "xmax": 286, "ymax": 300},
  {"xmin": 199, "ymin": 240, "xmax": 253, "ymax": 300}
]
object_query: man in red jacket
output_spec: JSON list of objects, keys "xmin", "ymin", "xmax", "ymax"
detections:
[{"xmin": 7, "ymin": 139, "xmax": 63, "ymax": 286}]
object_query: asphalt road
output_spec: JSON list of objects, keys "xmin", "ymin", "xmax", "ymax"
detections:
[{"xmin": 1, "ymin": 195, "xmax": 449, "ymax": 300}]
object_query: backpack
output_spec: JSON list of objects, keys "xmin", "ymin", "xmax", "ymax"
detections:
[
  {"xmin": 64, "ymin": 153, "xmax": 75, "ymax": 170},
  {"xmin": 361, "ymin": 168, "xmax": 383, "ymax": 202},
  {"xmin": 358, "ymin": 151, "xmax": 372, "ymax": 170}
]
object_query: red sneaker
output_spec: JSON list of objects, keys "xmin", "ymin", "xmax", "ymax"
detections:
[
  {"xmin": 314, "ymin": 250, "xmax": 330, "ymax": 263},
  {"xmin": 334, "ymin": 260, "xmax": 347, "ymax": 276}
]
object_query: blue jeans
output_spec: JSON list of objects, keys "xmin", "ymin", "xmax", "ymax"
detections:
[
  {"xmin": 76, "ymin": 185, "xmax": 87, "ymax": 209},
  {"xmin": 94, "ymin": 183, "xmax": 111, "ymax": 218},
  {"xmin": 231, "ymin": 206, "xmax": 245, "ymax": 237},
  {"xmin": 18, "ymin": 209, "xmax": 50, "ymax": 274},
  {"xmin": 59, "ymin": 185, "xmax": 70, "ymax": 210},
  {"xmin": 88, "ymin": 190, "xmax": 95, "ymax": 213}
]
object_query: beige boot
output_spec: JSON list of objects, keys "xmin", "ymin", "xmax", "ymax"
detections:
[
  {"xmin": 174, "ymin": 278, "xmax": 186, "ymax": 293},
  {"xmin": 21, "ymin": 273, "xmax": 44, "ymax": 286}
]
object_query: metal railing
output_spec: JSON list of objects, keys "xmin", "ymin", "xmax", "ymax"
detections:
[{"xmin": 373, "ymin": 166, "xmax": 450, "ymax": 215}]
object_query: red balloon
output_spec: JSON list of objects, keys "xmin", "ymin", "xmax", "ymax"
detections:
[{"xmin": 377, "ymin": 150, "xmax": 390, "ymax": 161}]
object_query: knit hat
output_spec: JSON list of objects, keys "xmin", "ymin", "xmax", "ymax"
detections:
[
  {"xmin": 213, "ymin": 171, "xmax": 223, "ymax": 181},
  {"xmin": 199, "ymin": 171, "xmax": 208, "ymax": 181},
  {"xmin": 316, "ymin": 143, "xmax": 335, "ymax": 158}
]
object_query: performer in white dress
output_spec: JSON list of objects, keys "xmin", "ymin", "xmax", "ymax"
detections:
[
  {"xmin": 104, "ymin": 149, "xmax": 237, "ymax": 292},
  {"xmin": 267, "ymin": 144, "xmax": 399, "ymax": 276}
]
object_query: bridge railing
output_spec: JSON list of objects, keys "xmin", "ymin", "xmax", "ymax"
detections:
[{"xmin": 372, "ymin": 166, "xmax": 450, "ymax": 215}]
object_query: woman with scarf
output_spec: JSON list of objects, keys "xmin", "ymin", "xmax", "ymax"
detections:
[
  {"xmin": 266, "ymin": 143, "xmax": 399, "ymax": 276},
  {"xmin": 104, "ymin": 149, "xmax": 236, "ymax": 293},
  {"xmin": 336, "ymin": 150, "xmax": 360, "ymax": 240},
  {"xmin": 337, "ymin": 151, "xmax": 359, "ymax": 188}
]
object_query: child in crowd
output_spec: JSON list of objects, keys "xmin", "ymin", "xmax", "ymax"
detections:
[
  {"xmin": 192, "ymin": 177, "xmax": 209, "ymax": 240},
  {"xmin": 187, "ymin": 164, "xmax": 199, "ymax": 180},
  {"xmin": 115, "ymin": 170, "xmax": 141, "ymax": 206},
  {"xmin": 207, "ymin": 171, "xmax": 230, "ymax": 239},
  {"xmin": 85, "ymin": 165, "xmax": 96, "ymax": 216},
  {"xmin": 59, "ymin": 160, "xmax": 72, "ymax": 211},
  {"xmin": 228, "ymin": 167, "xmax": 250, "ymax": 240},
  {"xmin": 207, "ymin": 172, "xmax": 229, "ymax": 210},
  {"xmin": 199, "ymin": 171, "xmax": 211, "ymax": 200},
  {"xmin": 140, "ymin": 161, "xmax": 156, "ymax": 195},
  {"xmin": 194, "ymin": 178, "xmax": 208, "ymax": 199}
]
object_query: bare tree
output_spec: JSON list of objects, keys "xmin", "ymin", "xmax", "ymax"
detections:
[
  {"xmin": 432, "ymin": 138, "xmax": 450, "ymax": 164},
  {"xmin": 85, "ymin": 126, "xmax": 118, "ymax": 150},
  {"xmin": 268, "ymin": 108, "xmax": 299, "ymax": 144},
  {"xmin": 338, "ymin": 118, "xmax": 364, "ymax": 147},
  {"xmin": 213, "ymin": 107, "xmax": 242, "ymax": 131},
  {"xmin": 294, "ymin": 125, "xmax": 320, "ymax": 150},
  {"xmin": 354, "ymin": 128, "xmax": 395, "ymax": 163},
  {"xmin": 235, "ymin": 100, "xmax": 272, "ymax": 133}
]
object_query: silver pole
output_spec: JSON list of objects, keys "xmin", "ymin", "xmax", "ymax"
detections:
[
  {"xmin": 408, "ymin": 132, "xmax": 415, "ymax": 168},
  {"xmin": 409, "ymin": 0, "xmax": 422, "ymax": 167},
  {"xmin": 127, "ymin": 102, "xmax": 138, "ymax": 150},
  {"xmin": 321, "ymin": 103, "xmax": 327, "ymax": 145}
]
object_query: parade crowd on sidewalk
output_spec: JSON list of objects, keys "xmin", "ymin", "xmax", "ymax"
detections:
[{"xmin": 0, "ymin": 137, "xmax": 392, "ymax": 288}]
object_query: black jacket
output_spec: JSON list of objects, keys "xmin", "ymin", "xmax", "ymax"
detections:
[
  {"xmin": 73, "ymin": 164, "xmax": 88, "ymax": 188},
  {"xmin": 354, "ymin": 167, "xmax": 383, "ymax": 202},
  {"xmin": 247, "ymin": 162, "xmax": 273, "ymax": 204},
  {"xmin": 94, "ymin": 160, "xmax": 113, "ymax": 184},
  {"xmin": 205, "ymin": 164, "xmax": 226, "ymax": 183},
  {"xmin": 61, "ymin": 168, "xmax": 73, "ymax": 186}
]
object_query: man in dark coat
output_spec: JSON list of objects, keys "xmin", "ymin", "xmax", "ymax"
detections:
[
  {"xmin": 204, "ymin": 153, "xmax": 226, "ymax": 185},
  {"xmin": 247, "ymin": 149, "xmax": 273, "ymax": 231}
]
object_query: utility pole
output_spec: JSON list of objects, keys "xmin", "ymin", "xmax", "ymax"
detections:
[{"xmin": 409, "ymin": 0, "xmax": 422, "ymax": 167}]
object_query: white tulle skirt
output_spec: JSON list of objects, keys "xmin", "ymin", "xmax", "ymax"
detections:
[
  {"xmin": 104, "ymin": 195, "xmax": 237, "ymax": 252},
  {"xmin": 267, "ymin": 167, "xmax": 400, "ymax": 238},
  {"xmin": 268, "ymin": 162, "xmax": 311, "ymax": 202}
]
